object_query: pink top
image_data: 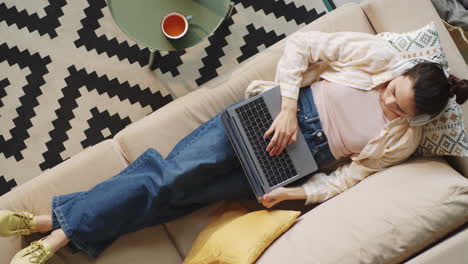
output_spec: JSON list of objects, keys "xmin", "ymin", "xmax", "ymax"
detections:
[{"xmin": 311, "ymin": 79, "xmax": 389, "ymax": 159}]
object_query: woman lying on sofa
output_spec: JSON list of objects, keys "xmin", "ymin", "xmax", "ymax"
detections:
[{"xmin": 2, "ymin": 30, "xmax": 468, "ymax": 264}]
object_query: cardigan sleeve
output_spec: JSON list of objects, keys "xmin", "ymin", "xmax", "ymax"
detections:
[
  {"xmin": 275, "ymin": 30, "xmax": 392, "ymax": 100},
  {"xmin": 301, "ymin": 159, "xmax": 382, "ymax": 205},
  {"xmin": 300, "ymin": 122, "xmax": 422, "ymax": 205}
]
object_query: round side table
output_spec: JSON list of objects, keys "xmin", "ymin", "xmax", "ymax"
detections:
[{"xmin": 108, "ymin": 0, "xmax": 234, "ymax": 65}]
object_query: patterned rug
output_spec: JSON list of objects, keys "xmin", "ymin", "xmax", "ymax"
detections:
[{"xmin": 0, "ymin": 0, "xmax": 340, "ymax": 197}]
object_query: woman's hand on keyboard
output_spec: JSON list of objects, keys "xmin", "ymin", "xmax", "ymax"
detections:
[
  {"xmin": 263, "ymin": 103, "xmax": 299, "ymax": 156},
  {"xmin": 260, "ymin": 187, "xmax": 289, "ymax": 208}
]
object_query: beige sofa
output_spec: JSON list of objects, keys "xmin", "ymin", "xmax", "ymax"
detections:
[{"xmin": 1, "ymin": 0, "xmax": 468, "ymax": 263}]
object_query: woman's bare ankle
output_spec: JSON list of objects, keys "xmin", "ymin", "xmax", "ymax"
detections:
[
  {"xmin": 42, "ymin": 229, "xmax": 69, "ymax": 253},
  {"xmin": 34, "ymin": 215, "xmax": 53, "ymax": 233}
]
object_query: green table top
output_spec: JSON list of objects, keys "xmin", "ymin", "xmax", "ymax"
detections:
[{"xmin": 108, "ymin": 0, "xmax": 232, "ymax": 51}]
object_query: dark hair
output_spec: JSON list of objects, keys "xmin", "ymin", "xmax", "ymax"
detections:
[{"xmin": 402, "ymin": 62, "xmax": 468, "ymax": 116}]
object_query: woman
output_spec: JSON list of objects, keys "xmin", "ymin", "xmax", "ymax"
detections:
[{"xmin": 2, "ymin": 31, "xmax": 468, "ymax": 264}]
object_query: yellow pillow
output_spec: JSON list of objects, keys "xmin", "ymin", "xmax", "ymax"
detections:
[{"xmin": 183, "ymin": 201, "xmax": 301, "ymax": 264}]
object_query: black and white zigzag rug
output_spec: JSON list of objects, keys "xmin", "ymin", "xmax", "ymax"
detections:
[{"xmin": 0, "ymin": 0, "xmax": 341, "ymax": 196}]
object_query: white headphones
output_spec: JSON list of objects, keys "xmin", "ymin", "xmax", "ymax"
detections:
[{"xmin": 407, "ymin": 112, "xmax": 440, "ymax": 127}]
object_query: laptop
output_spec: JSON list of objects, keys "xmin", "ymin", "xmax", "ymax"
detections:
[{"xmin": 220, "ymin": 86, "xmax": 318, "ymax": 203}]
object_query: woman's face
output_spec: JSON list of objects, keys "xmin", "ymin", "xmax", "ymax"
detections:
[{"xmin": 380, "ymin": 75, "xmax": 418, "ymax": 118}]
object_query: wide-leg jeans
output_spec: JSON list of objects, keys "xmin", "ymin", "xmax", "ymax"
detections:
[{"xmin": 50, "ymin": 85, "xmax": 336, "ymax": 257}]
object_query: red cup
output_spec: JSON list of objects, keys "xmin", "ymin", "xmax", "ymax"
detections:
[{"xmin": 161, "ymin": 12, "xmax": 192, "ymax": 39}]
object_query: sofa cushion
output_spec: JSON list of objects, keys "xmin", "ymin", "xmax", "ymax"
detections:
[
  {"xmin": 254, "ymin": 157, "xmax": 468, "ymax": 264},
  {"xmin": 183, "ymin": 201, "xmax": 300, "ymax": 264},
  {"xmin": 0, "ymin": 140, "xmax": 182, "ymax": 264}
]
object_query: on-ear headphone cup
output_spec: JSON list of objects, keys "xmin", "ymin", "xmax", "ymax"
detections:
[{"xmin": 407, "ymin": 114, "xmax": 433, "ymax": 126}]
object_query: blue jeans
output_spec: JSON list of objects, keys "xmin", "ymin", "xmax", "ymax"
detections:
[{"xmin": 50, "ymin": 86, "xmax": 336, "ymax": 257}]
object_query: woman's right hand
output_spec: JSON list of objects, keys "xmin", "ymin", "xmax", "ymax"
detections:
[{"xmin": 263, "ymin": 97, "xmax": 299, "ymax": 156}]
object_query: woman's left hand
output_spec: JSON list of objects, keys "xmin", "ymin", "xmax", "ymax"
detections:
[{"xmin": 260, "ymin": 187, "xmax": 290, "ymax": 208}]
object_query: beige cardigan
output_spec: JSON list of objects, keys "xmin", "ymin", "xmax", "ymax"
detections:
[{"xmin": 244, "ymin": 30, "xmax": 426, "ymax": 205}]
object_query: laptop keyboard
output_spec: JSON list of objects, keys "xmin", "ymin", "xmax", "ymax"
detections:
[{"xmin": 235, "ymin": 97, "xmax": 297, "ymax": 187}]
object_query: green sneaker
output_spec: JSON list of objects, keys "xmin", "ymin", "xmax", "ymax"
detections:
[
  {"xmin": 0, "ymin": 210, "xmax": 37, "ymax": 236},
  {"xmin": 10, "ymin": 238, "xmax": 54, "ymax": 264}
]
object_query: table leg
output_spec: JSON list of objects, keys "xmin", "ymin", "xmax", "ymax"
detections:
[
  {"xmin": 149, "ymin": 49, "xmax": 156, "ymax": 69},
  {"xmin": 225, "ymin": 1, "xmax": 235, "ymax": 21}
]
